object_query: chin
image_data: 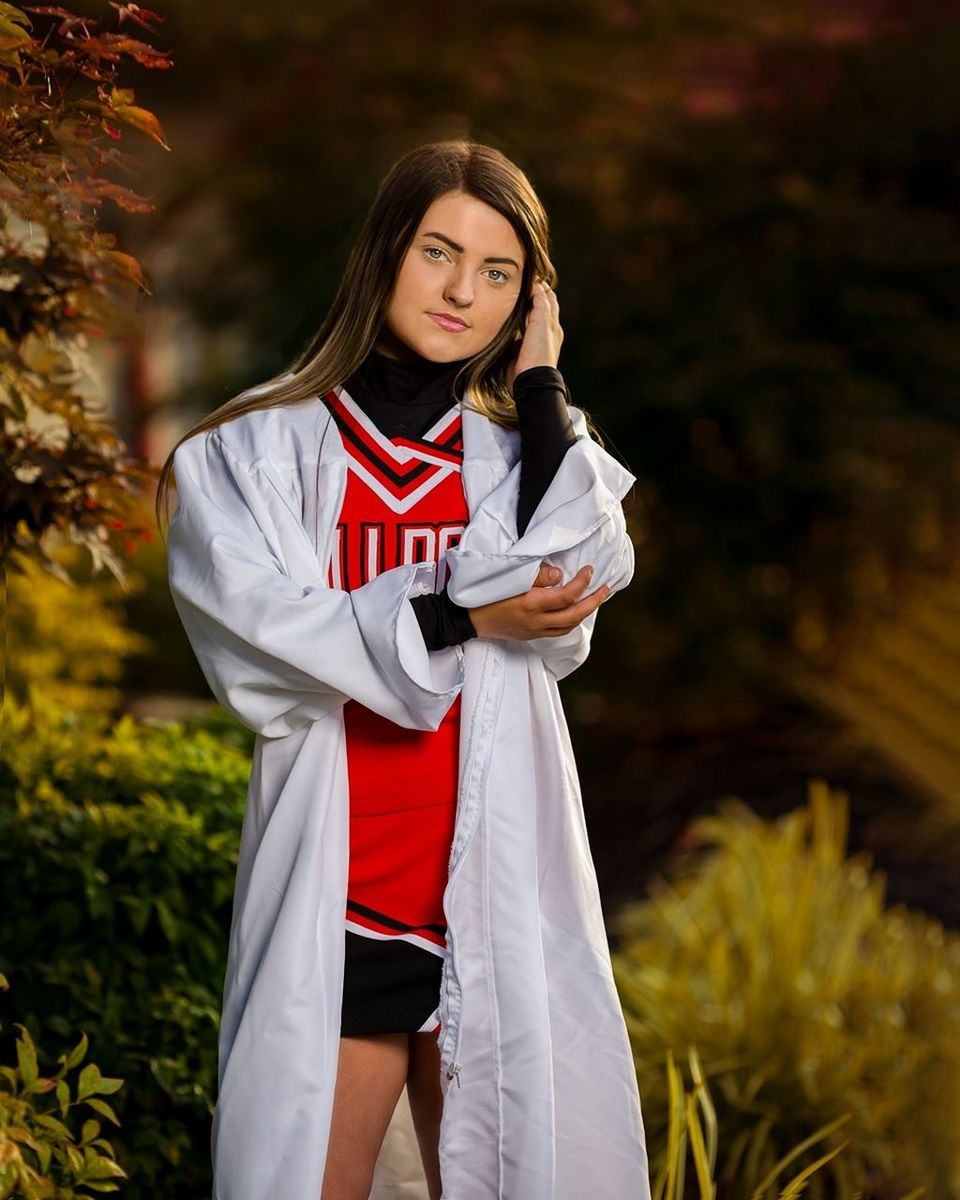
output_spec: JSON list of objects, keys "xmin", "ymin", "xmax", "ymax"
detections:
[{"xmin": 420, "ymin": 337, "xmax": 477, "ymax": 363}]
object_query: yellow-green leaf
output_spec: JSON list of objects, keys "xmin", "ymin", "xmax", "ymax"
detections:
[
  {"xmin": 34, "ymin": 1112, "xmax": 71, "ymax": 1138},
  {"xmin": 93, "ymin": 1076, "xmax": 124, "ymax": 1096},
  {"xmin": 63, "ymin": 1031, "xmax": 88, "ymax": 1072},
  {"xmin": 104, "ymin": 251, "xmax": 148, "ymax": 293},
  {"xmin": 77, "ymin": 1062, "xmax": 101, "ymax": 1100},
  {"xmin": 14, "ymin": 1025, "xmax": 38, "ymax": 1088},
  {"xmin": 82, "ymin": 1155, "xmax": 127, "ymax": 1180},
  {"xmin": 84, "ymin": 1097, "xmax": 121, "ymax": 1127},
  {"xmin": 84, "ymin": 1099, "xmax": 121, "ymax": 1128},
  {"xmin": 109, "ymin": 104, "xmax": 171, "ymax": 151}
]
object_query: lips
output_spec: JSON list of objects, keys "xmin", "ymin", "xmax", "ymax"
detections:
[{"xmin": 428, "ymin": 312, "xmax": 469, "ymax": 332}]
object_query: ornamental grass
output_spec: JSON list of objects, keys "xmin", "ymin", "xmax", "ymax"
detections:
[{"xmin": 612, "ymin": 779, "xmax": 960, "ymax": 1199}]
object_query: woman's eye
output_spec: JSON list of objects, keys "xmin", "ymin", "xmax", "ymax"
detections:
[{"xmin": 423, "ymin": 247, "xmax": 508, "ymax": 284}]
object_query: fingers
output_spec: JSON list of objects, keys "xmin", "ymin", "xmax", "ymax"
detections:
[
  {"xmin": 525, "ymin": 563, "xmax": 611, "ymax": 635},
  {"xmin": 532, "ymin": 562, "xmax": 562, "ymax": 587},
  {"xmin": 541, "ymin": 582, "xmax": 609, "ymax": 634},
  {"xmin": 536, "ymin": 279, "xmax": 558, "ymax": 314},
  {"xmin": 533, "ymin": 280, "xmax": 560, "ymax": 326},
  {"xmin": 531, "ymin": 563, "xmax": 597, "ymax": 610},
  {"xmin": 479, "ymin": 562, "xmax": 609, "ymax": 641}
]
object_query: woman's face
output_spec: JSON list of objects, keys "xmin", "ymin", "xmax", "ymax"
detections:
[{"xmin": 378, "ymin": 189, "xmax": 526, "ymax": 363}]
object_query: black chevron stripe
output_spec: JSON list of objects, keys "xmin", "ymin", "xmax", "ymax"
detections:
[
  {"xmin": 329, "ymin": 406, "xmax": 428, "ymax": 486},
  {"xmin": 346, "ymin": 898, "xmax": 446, "ymax": 937},
  {"xmin": 327, "ymin": 401, "xmax": 462, "ymax": 490}
]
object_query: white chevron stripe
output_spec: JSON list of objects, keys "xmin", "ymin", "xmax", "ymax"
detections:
[
  {"xmin": 392, "ymin": 443, "xmax": 464, "ymax": 469},
  {"xmin": 345, "ymin": 917, "xmax": 445, "ymax": 958},
  {"xmin": 335, "ymin": 385, "xmax": 461, "ymax": 460},
  {"xmin": 345, "ymin": 455, "xmax": 457, "ymax": 513}
]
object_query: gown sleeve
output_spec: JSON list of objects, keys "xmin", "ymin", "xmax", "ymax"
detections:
[
  {"xmin": 444, "ymin": 403, "xmax": 636, "ymax": 682},
  {"xmin": 166, "ymin": 427, "xmax": 463, "ymax": 739}
]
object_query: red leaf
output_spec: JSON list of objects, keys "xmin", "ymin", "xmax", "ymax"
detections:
[{"xmin": 108, "ymin": 3, "xmax": 165, "ymax": 34}]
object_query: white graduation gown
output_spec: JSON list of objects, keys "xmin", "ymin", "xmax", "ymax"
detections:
[{"xmin": 166, "ymin": 379, "xmax": 651, "ymax": 1200}]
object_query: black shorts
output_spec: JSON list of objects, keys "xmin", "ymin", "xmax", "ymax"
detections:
[{"xmin": 340, "ymin": 927, "xmax": 443, "ymax": 1036}]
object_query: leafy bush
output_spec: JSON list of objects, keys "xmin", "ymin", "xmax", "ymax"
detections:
[
  {"xmin": 612, "ymin": 779, "xmax": 960, "ymax": 1199},
  {"xmin": 0, "ymin": 696, "xmax": 251, "ymax": 1199},
  {"xmin": 0, "ymin": 971, "xmax": 127, "ymax": 1199},
  {"xmin": 5, "ymin": 547, "xmax": 152, "ymax": 715},
  {"xmin": 1, "ymin": 0, "xmax": 169, "ymax": 576}
]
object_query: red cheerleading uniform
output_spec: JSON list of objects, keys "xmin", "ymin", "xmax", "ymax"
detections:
[{"xmin": 324, "ymin": 384, "xmax": 468, "ymax": 1036}]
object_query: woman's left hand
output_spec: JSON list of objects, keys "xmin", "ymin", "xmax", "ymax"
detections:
[{"xmin": 505, "ymin": 278, "xmax": 564, "ymax": 394}]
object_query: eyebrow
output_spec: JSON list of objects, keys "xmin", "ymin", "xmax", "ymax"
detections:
[{"xmin": 420, "ymin": 230, "xmax": 521, "ymax": 270}]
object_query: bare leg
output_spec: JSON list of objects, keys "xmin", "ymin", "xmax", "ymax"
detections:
[
  {"xmin": 320, "ymin": 1032, "xmax": 409, "ymax": 1200},
  {"xmin": 405, "ymin": 1031, "xmax": 444, "ymax": 1200}
]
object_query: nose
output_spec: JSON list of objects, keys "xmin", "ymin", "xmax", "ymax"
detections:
[{"xmin": 443, "ymin": 268, "xmax": 474, "ymax": 308}]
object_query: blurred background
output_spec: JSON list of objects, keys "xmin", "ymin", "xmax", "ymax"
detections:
[{"xmin": 3, "ymin": 1, "xmax": 960, "ymax": 1196}]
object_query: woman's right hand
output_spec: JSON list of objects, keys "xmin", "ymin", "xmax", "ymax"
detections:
[{"xmin": 467, "ymin": 562, "xmax": 609, "ymax": 641}]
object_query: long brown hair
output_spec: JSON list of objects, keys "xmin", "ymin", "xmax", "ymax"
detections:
[{"xmin": 155, "ymin": 137, "xmax": 602, "ymax": 535}]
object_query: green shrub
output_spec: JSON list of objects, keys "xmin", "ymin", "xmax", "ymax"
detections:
[
  {"xmin": 0, "ymin": 696, "xmax": 251, "ymax": 1199},
  {"xmin": 5, "ymin": 547, "xmax": 153, "ymax": 717},
  {"xmin": 0, "ymin": 971, "xmax": 128, "ymax": 1199},
  {"xmin": 612, "ymin": 779, "xmax": 960, "ymax": 1199}
]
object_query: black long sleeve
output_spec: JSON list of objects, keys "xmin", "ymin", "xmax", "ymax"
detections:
[
  {"xmin": 409, "ymin": 585, "xmax": 479, "ymax": 648},
  {"xmin": 513, "ymin": 365, "xmax": 578, "ymax": 537},
  {"xmin": 409, "ymin": 365, "xmax": 578, "ymax": 651}
]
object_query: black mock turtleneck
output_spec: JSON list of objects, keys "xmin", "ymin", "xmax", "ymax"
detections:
[
  {"xmin": 343, "ymin": 346, "xmax": 469, "ymax": 441},
  {"xmin": 342, "ymin": 346, "xmax": 578, "ymax": 651}
]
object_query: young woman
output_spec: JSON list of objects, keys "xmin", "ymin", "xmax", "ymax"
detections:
[{"xmin": 159, "ymin": 139, "xmax": 650, "ymax": 1200}]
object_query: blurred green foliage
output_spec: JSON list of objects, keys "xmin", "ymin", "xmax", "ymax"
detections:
[
  {"xmin": 0, "ymin": 696, "xmax": 251, "ymax": 1198},
  {"xmin": 612, "ymin": 779, "xmax": 960, "ymax": 1198},
  {"xmin": 5, "ymin": 547, "xmax": 152, "ymax": 716},
  {"xmin": 0, "ymin": 972, "xmax": 128, "ymax": 1199},
  {"xmin": 4, "ymin": 520, "xmax": 217, "ymax": 717}
]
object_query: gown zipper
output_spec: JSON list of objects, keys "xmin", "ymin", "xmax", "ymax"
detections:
[
  {"xmin": 438, "ymin": 640, "xmax": 504, "ymax": 1091},
  {"xmin": 438, "ymin": 792, "xmax": 465, "ymax": 1088}
]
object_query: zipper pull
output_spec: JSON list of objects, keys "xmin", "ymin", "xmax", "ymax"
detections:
[{"xmin": 446, "ymin": 1062, "xmax": 462, "ymax": 1089}]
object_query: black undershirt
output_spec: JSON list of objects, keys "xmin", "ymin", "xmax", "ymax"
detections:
[{"xmin": 342, "ymin": 348, "xmax": 577, "ymax": 650}]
